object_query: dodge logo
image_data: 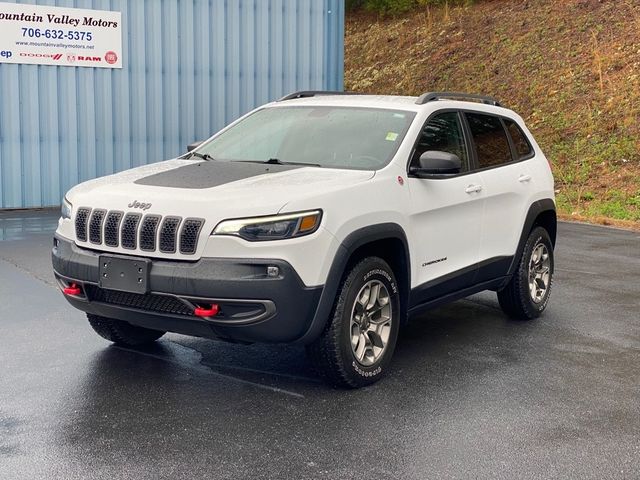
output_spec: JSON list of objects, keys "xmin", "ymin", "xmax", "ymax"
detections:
[{"xmin": 128, "ymin": 200, "xmax": 152, "ymax": 211}]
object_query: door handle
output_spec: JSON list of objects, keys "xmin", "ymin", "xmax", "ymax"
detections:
[
  {"xmin": 518, "ymin": 174, "xmax": 532, "ymax": 183},
  {"xmin": 465, "ymin": 184, "xmax": 483, "ymax": 194}
]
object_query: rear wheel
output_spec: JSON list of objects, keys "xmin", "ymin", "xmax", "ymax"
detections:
[
  {"xmin": 498, "ymin": 226, "xmax": 554, "ymax": 320},
  {"xmin": 87, "ymin": 314, "xmax": 165, "ymax": 346},
  {"xmin": 306, "ymin": 257, "xmax": 401, "ymax": 388}
]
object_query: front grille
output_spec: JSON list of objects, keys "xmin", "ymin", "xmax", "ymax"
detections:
[
  {"xmin": 89, "ymin": 209, "xmax": 106, "ymax": 244},
  {"xmin": 75, "ymin": 209, "xmax": 202, "ymax": 255},
  {"xmin": 104, "ymin": 211, "xmax": 123, "ymax": 247},
  {"xmin": 75, "ymin": 208, "xmax": 91, "ymax": 242},
  {"xmin": 85, "ymin": 285, "xmax": 193, "ymax": 316},
  {"xmin": 140, "ymin": 215, "xmax": 161, "ymax": 251},
  {"xmin": 121, "ymin": 213, "xmax": 142, "ymax": 249},
  {"xmin": 179, "ymin": 218, "xmax": 204, "ymax": 254},
  {"xmin": 159, "ymin": 217, "xmax": 181, "ymax": 253}
]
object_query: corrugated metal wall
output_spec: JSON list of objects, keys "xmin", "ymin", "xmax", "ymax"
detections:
[{"xmin": 0, "ymin": 0, "xmax": 344, "ymax": 209}]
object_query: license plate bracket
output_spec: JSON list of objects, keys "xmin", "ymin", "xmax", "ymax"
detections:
[{"xmin": 99, "ymin": 255, "xmax": 150, "ymax": 294}]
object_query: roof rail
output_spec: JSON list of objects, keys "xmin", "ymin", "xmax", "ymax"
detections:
[
  {"xmin": 277, "ymin": 90, "xmax": 358, "ymax": 101},
  {"xmin": 415, "ymin": 91, "xmax": 502, "ymax": 107}
]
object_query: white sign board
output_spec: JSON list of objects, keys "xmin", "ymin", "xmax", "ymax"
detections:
[{"xmin": 0, "ymin": 2, "xmax": 122, "ymax": 68}]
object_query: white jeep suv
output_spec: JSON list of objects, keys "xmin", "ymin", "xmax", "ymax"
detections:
[{"xmin": 52, "ymin": 91, "xmax": 556, "ymax": 388}]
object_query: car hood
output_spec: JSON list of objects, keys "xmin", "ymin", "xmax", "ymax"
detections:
[{"xmin": 67, "ymin": 158, "xmax": 375, "ymax": 220}]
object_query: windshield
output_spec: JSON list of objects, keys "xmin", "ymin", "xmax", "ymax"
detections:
[{"xmin": 194, "ymin": 106, "xmax": 416, "ymax": 170}]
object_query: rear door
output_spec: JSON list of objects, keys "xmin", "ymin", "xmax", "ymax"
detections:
[
  {"xmin": 407, "ymin": 111, "xmax": 484, "ymax": 305},
  {"xmin": 463, "ymin": 112, "xmax": 535, "ymax": 281}
]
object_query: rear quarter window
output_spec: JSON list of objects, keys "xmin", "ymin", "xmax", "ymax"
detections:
[{"xmin": 505, "ymin": 119, "xmax": 534, "ymax": 159}]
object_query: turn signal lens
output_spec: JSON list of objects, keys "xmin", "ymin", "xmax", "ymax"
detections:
[{"xmin": 299, "ymin": 214, "xmax": 319, "ymax": 232}]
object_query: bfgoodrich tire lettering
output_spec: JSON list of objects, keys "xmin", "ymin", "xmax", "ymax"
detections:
[
  {"xmin": 306, "ymin": 257, "xmax": 400, "ymax": 388},
  {"xmin": 87, "ymin": 314, "xmax": 165, "ymax": 346},
  {"xmin": 498, "ymin": 226, "xmax": 554, "ymax": 320}
]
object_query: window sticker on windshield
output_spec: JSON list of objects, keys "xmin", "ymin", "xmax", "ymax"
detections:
[
  {"xmin": 386, "ymin": 132, "xmax": 399, "ymax": 142},
  {"xmin": 393, "ymin": 113, "xmax": 405, "ymax": 118}
]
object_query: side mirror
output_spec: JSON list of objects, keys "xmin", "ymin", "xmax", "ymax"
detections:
[
  {"xmin": 410, "ymin": 151, "xmax": 462, "ymax": 177},
  {"xmin": 187, "ymin": 141, "xmax": 203, "ymax": 152}
]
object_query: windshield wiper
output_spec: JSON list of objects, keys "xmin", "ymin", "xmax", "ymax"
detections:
[
  {"xmin": 263, "ymin": 158, "xmax": 321, "ymax": 167},
  {"xmin": 185, "ymin": 151, "xmax": 215, "ymax": 161}
]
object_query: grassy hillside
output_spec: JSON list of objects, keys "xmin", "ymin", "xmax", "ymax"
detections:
[{"xmin": 345, "ymin": 0, "xmax": 640, "ymax": 228}]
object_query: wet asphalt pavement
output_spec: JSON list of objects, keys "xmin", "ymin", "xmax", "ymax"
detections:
[{"xmin": 0, "ymin": 209, "xmax": 638, "ymax": 479}]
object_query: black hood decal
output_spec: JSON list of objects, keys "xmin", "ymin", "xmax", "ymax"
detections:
[{"xmin": 134, "ymin": 161, "xmax": 302, "ymax": 189}]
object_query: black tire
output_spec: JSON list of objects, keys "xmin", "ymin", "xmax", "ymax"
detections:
[
  {"xmin": 498, "ymin": 226, "xmax": 554, "ymax": 320},
  {"xmin": 306, "ymin": 257, "xmax": 401, "ymax": 388},
  {"xmin": 87, "ymin": 314, "xmax": 165, "ymax": 346}
]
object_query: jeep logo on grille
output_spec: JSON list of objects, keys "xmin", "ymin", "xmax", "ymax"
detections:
[{"xmin": 128, "ymin": 200, "xmax": 152, "ymax": 211}]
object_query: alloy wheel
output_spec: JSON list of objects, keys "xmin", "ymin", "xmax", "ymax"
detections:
[
  {"xmin": 349, "ymin": 280, "xmax": 392, "ymax": 366},
  {"xmin": 528, "ymin": 243, "xmax": 551, "ymax": 303}
]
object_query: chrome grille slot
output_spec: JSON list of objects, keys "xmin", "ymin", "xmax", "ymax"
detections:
[
  {"xmin": 104, "ymin": 211, "xmax": 123, "ymax": 247},
  {"xmin": 89, "ymin": 209, "xmax": 106, "ymax": 244},
  {"xmin": 121, "ymin": 213, "xmax": 142, "ymax": 250},
  {"xmin": 179, "ymin": 218, "xmax": 204, "ymax": 255},
  {"xmin": 75, "ymin": 207, "xmax": 91, "ymax": 241},
  {"xmin": 140, "ymin": 215, "xmax": 161, "ymax": 251},
  {"xmin": 159, "ymin": 217, "xmax": 181, "ymax": 253}
]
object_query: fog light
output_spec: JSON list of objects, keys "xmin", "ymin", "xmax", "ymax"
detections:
[{"xmin": 267, "ymin": 266, "xmax": 279, "ymax": 277}]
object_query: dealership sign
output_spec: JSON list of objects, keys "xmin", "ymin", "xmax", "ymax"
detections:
[{"xmin": 0, "ymin": 2, "xmax": 121, "ymax": 68}]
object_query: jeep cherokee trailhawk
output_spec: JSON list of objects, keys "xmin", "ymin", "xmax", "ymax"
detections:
[{"xmin": 52, "ymin": 91, "xmax": 556, "ymax": 388}]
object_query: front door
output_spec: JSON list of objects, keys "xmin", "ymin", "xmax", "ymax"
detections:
[{"xmin": 406, "ymin": 111, "xmax": 484, "ymax": 306}]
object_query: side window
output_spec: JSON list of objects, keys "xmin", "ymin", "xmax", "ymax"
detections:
[
  {"xmin": 411, "ymin": 112, "xmax": 469, "ymax": 172},
  {"xmin": 465, "ymin": 112, "xmax": 513, "ymax": 168},
  {"xmin": 505, "ymin": 119, "xmax": 533, "ymax": 159}
]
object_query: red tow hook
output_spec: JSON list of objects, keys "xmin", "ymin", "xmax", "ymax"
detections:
[
  {"xmin": 194, "ymin": 304, "xmax": 220, "ymax": 318},
  {"xmin": 63, "ymin": 283, "xmax": 82, "ymax": 296}
]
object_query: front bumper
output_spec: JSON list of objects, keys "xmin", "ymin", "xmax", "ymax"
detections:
[{"xmin": 52, "ymin": 234, "xmax": 323, "ymax": 343}]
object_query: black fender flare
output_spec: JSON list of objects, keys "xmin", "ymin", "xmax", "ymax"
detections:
[
  {"xmin": 296, "ymin": 223, "xmax": 411, "ymax": 345},
  {"xmin": 507, "ymin": 198, "xmax": 557, "ymax": 276}
]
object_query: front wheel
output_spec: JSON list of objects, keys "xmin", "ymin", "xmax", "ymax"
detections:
[
  {"xmin": 498, "ymin": 226, "xmax": 554, "ymax": 320},
  {"xmin": 306, "ymin": 257, "xmax": 401, "ymax": 388}
]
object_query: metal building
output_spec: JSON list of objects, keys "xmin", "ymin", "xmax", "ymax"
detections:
[{"xmin": 0, "ymin": 0, "xmax": 344, "ymax": 209}]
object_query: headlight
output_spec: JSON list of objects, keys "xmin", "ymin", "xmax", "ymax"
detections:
[
  {"xmin": 61, "ymin": 197, "xmax": 72, "ymax": 220},
  {"xmin": 212, "ymin": 210, "xmax": 322, "ymax": 241}
]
